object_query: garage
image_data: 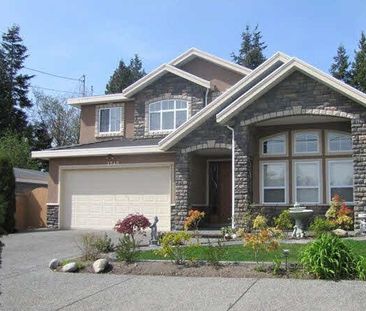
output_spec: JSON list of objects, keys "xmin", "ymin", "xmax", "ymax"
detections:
[{"xmin": 59, "ymin": 164, "xmax": 172, "ymax": 230}]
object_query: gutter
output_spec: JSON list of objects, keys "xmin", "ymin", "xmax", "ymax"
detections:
[
  {"xmin": 204, "ymin": 88, "xmax": 209, "ymax": 106},
  {"xmin": 226, "ymin": 125, "xmax": 235, "ymax": 229}
]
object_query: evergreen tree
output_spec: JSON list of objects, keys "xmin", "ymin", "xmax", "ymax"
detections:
[
  {"xmin": 105, "ymin": 54, "xmax": 146, "ymax": 94},
  {"xmin": 0, "ymin": 25, "xmax": 33, "ymax": 135},
  {"xmin": 330, "ymin": 44, "xmax": 350, "ymax": 83},
  {"xmin": 350, "ymin": 32, "xmax": 366, "ymax": 92},
  {"xmin": 231, "ymin": 25, "xmax": 267, "ymax": 69},
  {"xmin": 0, "ymin": 154, "xmax": 16, "ymax": 233}
]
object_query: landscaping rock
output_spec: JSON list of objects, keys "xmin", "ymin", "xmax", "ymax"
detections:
[
  {"xmin": 48, "ymin": 258, "xmax": 59, "ymax": 270},
  {"xmin": 62, "ymin": 262, "xmax": 78, "ymax": 272},
  {"xmin": 93, "ymin": 258, "xmax": 108, "ymax": 273},
  {"xmin": 333, "ymin": 229, "xmax": 348, "ymax": 237}
]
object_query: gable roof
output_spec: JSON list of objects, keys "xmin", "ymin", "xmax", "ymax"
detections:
[
  {"xmin": 122, "ymin": 64, "xmax": 211, "ymax": 97},
  {"xmin": 158, "ymin": 52, "xmax": 291, "ymax": 150},
  {"xmin": 169, "ymin": 48, "xmax": 252, "ymax": 76},
  {"xmin": 13, "ymin": 168, "xmax": 48, "ymax": 185},
  {"xmin": 216, "ymin": 57, "xmax": 366, "ymax": 124}
]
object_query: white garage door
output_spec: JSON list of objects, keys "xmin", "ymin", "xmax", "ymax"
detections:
[{"xmin": 60, "ymin": 165, "xmax": 172, "ymax": 230}]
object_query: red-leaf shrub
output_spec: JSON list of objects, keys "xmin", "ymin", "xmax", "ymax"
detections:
[{"xmin": 114, "ymin": 214, "xmax": 151, "ymax": 236}]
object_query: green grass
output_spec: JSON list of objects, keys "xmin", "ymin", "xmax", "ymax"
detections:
[{"xmin": 137, "ymin": 239, "xmax": 366, "ymax": 263}]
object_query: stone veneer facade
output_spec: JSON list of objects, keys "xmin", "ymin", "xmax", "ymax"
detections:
[
  {"xmin": 47, "ymin": 204, "xmax": 59, "ymax": 229},
  {"xmin": 171, "ymin": 71, "xmax": 366, "ymax": 231}
]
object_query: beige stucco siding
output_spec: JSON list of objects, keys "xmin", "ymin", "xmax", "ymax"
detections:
[
  {"xmin": 79, "ymin": 105, "xmax": 96, "ymax": 144},
  {"xmin": 179, "ymin": 58, "xmax": 244, "ymax": 92},
  {"xmin": 47, "ymin": 153, "xmax": 176, "ymax": 204}
]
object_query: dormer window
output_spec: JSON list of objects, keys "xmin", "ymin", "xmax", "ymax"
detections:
[{"xmin": 149, "ymin": 99, "xmax": 188, "ymax": 133}]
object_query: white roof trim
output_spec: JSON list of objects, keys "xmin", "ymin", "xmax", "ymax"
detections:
[
  {"xmin": 217, "ymin": 58, "xmax": 366, "ymax": 124},
  {"xmin": 158, "ymin": 52, "xmax": 291, "ymax": 151},
  {"xmin": 170, "ymin": 48, "xmax": 252, "ymax": 75},
  {"xmin": 68, "ymin": 94, "xmax": 133, "ymax": 107},
  {"xmin": 122, "ymin": 64, "xmax": 211, "ymax": 97},
  {"xmin": 31, "ymin": 145, "xmax": 168, "ymax": 159}
]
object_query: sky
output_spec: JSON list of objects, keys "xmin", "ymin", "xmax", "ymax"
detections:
[{"xmin": 1, "ymin": 0, "xmax": 366, "ymax": 97}]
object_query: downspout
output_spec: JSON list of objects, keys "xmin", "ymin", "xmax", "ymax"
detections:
[
  {"xmin": 226, "ymin": 125, "xmax": 235, "ymax": 229},
  {"xmin": 204, "ymin": 88, "xmax": 209, "ymax": 106}
]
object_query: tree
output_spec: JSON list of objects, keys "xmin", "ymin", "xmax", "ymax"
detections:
[
  {"xmin": 0, "ymin": 154, "xmax": 16, "ymax": 233},
  {"xmin": 32, "ymin": 91, "xmax": 80, "ymax": 147},
  {"xmin": 0, "ymin": 25, "xmax": 33, "ymax": 135},
  {"xmin": 350, "ymin": 32, "xmax": 366, "ymax": 92},
  {"xmin": 231, "ymin": 25, "xmax": 267, "ymax": 69},
  {"xmin": 105, "ymin": 54, "xmax": 146, "ymax": 94},
  {"xmin": 330, "ymin": 44, "xmax": 351, "ymax": 83},
  {"xmin": 0, "ymin": 132, "xmax": 37, "ymax": 169}
]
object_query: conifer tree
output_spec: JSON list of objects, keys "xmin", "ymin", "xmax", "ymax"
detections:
[
  {"xmin": 231, "ymin": 25, "xmax": 267, "ymax": 69},
  {"xmin": 105, "ymin": 54, "xmax": 146, "ymax": 94},
  {"xmin": 330, "ymin": 44, "xmax": 350, "ymax": 83},
  {"xmin": 350, "ymin": 32, "xmax": 366, "ymax": 92}
]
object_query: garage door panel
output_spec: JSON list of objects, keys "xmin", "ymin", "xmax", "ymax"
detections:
[{"xmin": 61, "ymin": 166, "xmax": 172, "ymax": 230}]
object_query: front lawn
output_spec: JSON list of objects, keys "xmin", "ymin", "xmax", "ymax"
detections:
[{"xmin": 137, "ymin": 239, "xmax": 366, "ymax": 262}]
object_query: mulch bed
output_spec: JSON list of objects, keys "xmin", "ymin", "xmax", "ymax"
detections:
[{"xmin": 79, "ymin": 260, "xmax": 308, "ymax": 279}]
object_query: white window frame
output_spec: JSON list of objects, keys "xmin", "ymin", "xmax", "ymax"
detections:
[
  {"xmin": 326, "ymin": 158, "xmax": 354, "ymax": 204},
  {"xmin": 325, "ymin": 130, "xmax": 352, "ymax": 155},
  {"xmin": 98, "ymin": 107, "xmax": 122, "ymax": 134},
  {"xmin": 293, "ymin": 159, "xmax": 322, "ymax": 204},
  {"xmin": 148, "ymin": 99, "xmax": 188, "ymax": 133},
  {"xmin": 259, "ymin": 133, "xmax": 288, "ymax": 157},
  {"xmin": 292, "ymin": 130, "xmax": 321, "ymax": 156},
  {"xmin": 260, "ymin": 160, "xmax": 288, "ymax": 204}
]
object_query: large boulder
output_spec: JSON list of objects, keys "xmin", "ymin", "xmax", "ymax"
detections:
[
  {"xmin": 93, "ymin": 258, "xmax": 108, "ymax": 273},
  {"xmin": 62, "ymin": 262, "xmax": 78, "ymax": 272},
  {"xmin": 48, "ymin": 258, "xmax": 59, "ymax": 270},
  {"xmin": 333, "ymin": 228, "xmax": 348, "ymax": 237}
]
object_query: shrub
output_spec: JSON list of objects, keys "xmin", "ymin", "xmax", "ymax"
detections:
[
  {"xmin": 274, "ymin": 210, "xmax": 293, "ymax": 231},
  {"xmin": 299, "ymin": 234, "xmax": 356, "ymax": 280},
  {"xmin": 114, "ymin": 214, "xmax": 150, "ymax": 237},
  {"xmin": 253, "ymin": 215, "xmax": 267, "ymax": 230},
  {"xmin": 325, "ymin": 195, "xmax": 353, "ymax": 230},
  {"xmin": 243, "ymin": 227, "xmax": 283, "ymax": 265},
  {"xmin": 309, "ymin": 217, "xmax": 336, "ymax": 237},
  {"xmin": 221, "ymin": 226, "xmax": 236, "ymax": 239},
  {"xmin": 94, "ymin": 233, "xmax": 114, "ymax": 253},
  {"xmin": 77, "ymin": 233, "xmax": 101, "ymax": 261},
  {"xmin": 0, "ymin": 155, "xmax": 16, "ymax": 233},
  {"xmin": 115, "ymin": 234, "xmax": 139, "ymax": 263},
  {"xmin": 204, "ymin": 239, "xmax": 227, "ymax": 266},
  {"xmin": 184, "ymin": 209, "xmax": 205, "ymax": 231},
  {"xmin": 356, "ymin": 256, "xmax": 366, "ymax": 281},
  {"xmin": 156, "ymin": 231, "xmax": 191, "ymax": 264}
]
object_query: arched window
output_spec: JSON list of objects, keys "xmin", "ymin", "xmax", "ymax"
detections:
[{"xmin": 149, "ymin": 99, "xmax": 188, "ymax": 132}]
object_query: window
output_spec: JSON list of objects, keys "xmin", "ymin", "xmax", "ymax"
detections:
[
  {"xmin": 261, "ymin": 162, "xmax": 287, "ymax": 203},
  {"xmin": 328, "ymin": 159, "xmax": 353, "ymax": 202},
  {"xmin": 294, "ymin": 160, "xmax": 321, "ymax": 204},
  {"xmin": 261, "ymin": 134, "xmax": 286, "ymax": 156},
  {"xmin": 149, "ymin": 99, "xmax": 188, "ymax": 132},
  {"xmin": 293, "ymin": 131, "xmax": 320, "ymax": 154},
  {"xmin": 99, "ymin": 107, "xmax": 122, "ymax": 133},
  {"xmin": 327, "ymin": 131, "xmax": 352, "ymax": 153}
]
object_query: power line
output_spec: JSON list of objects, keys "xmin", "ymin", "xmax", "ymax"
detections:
[
  {"xmin": 31, "ymin": 85, "xmax": 81, "ymax": 95},
  {"xmin": 24, "ymin": 66, "xmax": 82, "ymax": 82}
]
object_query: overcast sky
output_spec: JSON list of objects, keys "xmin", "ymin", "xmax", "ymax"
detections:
[{"xmin": 1, "ymin": 0, "xmax": 366, "ymax": 97}]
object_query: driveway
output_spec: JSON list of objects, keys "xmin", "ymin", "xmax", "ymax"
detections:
[{"xmin": 1, "ymin": 230, "xmax": 366, "ymax": 311}]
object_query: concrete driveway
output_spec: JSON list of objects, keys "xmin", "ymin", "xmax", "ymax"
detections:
[{"xmin": 1, "ymin": 230, "xmax": 366, "ymax": 311}]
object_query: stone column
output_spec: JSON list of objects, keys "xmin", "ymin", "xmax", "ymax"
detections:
[
  {"xmin": 234, "ymin": 125, "xmax": 252, "ymax": 227},
  {"xmin": 352, "ymin": 116, "xmax": 366, "ymax": 232},
  {"xmin": 47, "ymin": 204, "xmax": 59, "ymax": 229},
  {"xmin": 172, "ymin": 152, "xmax": 192, "ymax": 230}
]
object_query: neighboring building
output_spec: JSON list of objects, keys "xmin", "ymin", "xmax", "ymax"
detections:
[
  {"xmin": 32, "ymin": 48, "xmax": 366, "ymax": 232},
  {"xmin": 14, "ymin": 168, "xmax": 48, "ymax": 230}
]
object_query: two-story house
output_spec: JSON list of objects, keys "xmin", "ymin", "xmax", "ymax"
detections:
[{"xmin": 33, "ymin": 48, "xmax": 366, "ymax": 232}]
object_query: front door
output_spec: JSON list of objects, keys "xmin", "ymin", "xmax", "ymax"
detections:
[{"xmin": 208, "ymin": 161, "xmax": 232, "ymax": 225}]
